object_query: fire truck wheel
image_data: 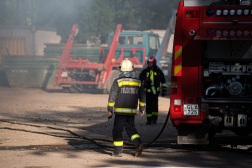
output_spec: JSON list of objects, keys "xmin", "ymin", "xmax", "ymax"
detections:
[
  {"xmin": 106, "ymin": 70, "xmax": 121, "ymax": 94},
  {"xmin": 208, "ymin": 128, "xmax": 216, "ymax": 145}
]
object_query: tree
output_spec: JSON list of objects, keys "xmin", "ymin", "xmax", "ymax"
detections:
[{"xmin": 75, "ymin": 0, "xmax": 116, "ymax": 43}]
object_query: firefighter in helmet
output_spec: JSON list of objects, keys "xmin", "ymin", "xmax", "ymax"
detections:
[
  {"xmin": 139, "ymin": 56, "xmax": 166, "ymax": 125},
  {"xmin": 107, "ymin": 58, "xmax": 146, "ymax": 157}
]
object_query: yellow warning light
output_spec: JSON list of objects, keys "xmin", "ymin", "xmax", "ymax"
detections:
[{"xmin": 112, "ymin": 58, "xmax": 115, "ymax": 63}]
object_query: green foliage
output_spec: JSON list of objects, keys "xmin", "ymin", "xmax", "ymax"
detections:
[
  {"xmin": 75, "ymin": 0, "xmax": 116, "ymax": 43},
  {"xmin": 2, "ymin": 0, "xmax": 181, "ymax": 43}
]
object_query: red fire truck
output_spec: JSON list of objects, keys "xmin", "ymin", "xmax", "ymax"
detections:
[{"xmin": 170, "ymin": 0, "xmax": 252, "ymax": 144}]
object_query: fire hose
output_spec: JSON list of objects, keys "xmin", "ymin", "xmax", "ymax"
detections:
[{"xmin": 0, "ymin": 109, "xmax": 177, "ymax": 149}]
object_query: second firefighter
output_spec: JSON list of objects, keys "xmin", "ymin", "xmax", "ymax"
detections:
[{"xmin": 139, "ymin": 56, "xmax": 166, "ymax": 125}]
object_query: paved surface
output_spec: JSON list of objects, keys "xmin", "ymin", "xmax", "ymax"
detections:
[{"xmin": 0, "ymin": 87, "xmax": 252, "ymax": 168}]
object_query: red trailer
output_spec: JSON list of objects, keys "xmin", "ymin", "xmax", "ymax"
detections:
[
  {"xmin": 54, "ymin": 24, "xmax": 147, "ymax": 93},
  {"xmin": 170, "ymin": 0, "xmax": 252, "ymax": 144}
]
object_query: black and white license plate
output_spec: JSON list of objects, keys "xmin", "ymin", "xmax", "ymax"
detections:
[{"xmin": 183, "ymin": 104, "xmax": 199, "ymax": 116}]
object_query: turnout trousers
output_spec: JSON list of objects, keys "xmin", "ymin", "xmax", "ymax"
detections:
[
  {"xmin": 113, "ymin": 115, "xmax": 142, "ymax": 153},
  {"xmin": 146, "ymin": 93, "xmax": 159, "ymax": 123}
]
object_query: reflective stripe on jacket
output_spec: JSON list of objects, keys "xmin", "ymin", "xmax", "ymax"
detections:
[
  {"xmin": 139, "ymin": 66, "xmax": 166, "ymax": 95},
  {"xmin": 108, "ymin": 77, "xmax": 146, "ymax": 115}
]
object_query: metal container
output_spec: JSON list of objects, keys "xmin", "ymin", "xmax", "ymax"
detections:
[
  {"xmin": 1, "ymin": 43, "xmax": 102, "ymax": 88},
  {"xmin": 0, "ymin": 65, "xmax": 10, "ymax": 87},
  {"xmin": 1, "ymin": 55, "xmax": 59, "ymax": 88}
]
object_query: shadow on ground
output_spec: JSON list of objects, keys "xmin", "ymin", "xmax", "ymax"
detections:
[
  {"xmin": 42, "ymin": 87, "xmax": 105, "ymax": 94},
  {"xmin": 1, "ymin": 104, "xmax": 252, "ymax": 167}
]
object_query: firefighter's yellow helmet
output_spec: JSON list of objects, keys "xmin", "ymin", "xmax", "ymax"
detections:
[{"xmin": 120, "ymin": 59, "xmax": 133, "ymax": 72}]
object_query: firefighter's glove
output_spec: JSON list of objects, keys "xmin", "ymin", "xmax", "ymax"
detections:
[
  {"xmin": 108, "ymin": 111, "xmax": 113, "ymax": 121},
  {"xmin": 161, "ymin": 91, "xmax": 166, "ymax": 97},
  {"xmin": 139, "ymin": 111, "xmax": 144, "ymax": 117}
]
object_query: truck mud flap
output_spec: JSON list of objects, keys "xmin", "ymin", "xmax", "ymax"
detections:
[{"xmin": 177, "ymin": 124, "xmax": 209, "ymax": 144}]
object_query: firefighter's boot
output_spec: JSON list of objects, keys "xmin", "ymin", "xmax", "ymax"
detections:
[
  {"xmin": 112, "ymin": 152, "xmax": 122, "ymax": 157},
  {"xmin": 112, "ymin": 146, "xmax": 123, "ymax": 157},
  {"xmin": 135, "ymin": 143, "xmax": 144, "ymax": 157},
  {"xmin": 146, "ymin": 117, "xmax": 152, "ymax": 125}
]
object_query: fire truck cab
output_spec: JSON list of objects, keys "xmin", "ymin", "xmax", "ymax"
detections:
[{"xmin": 170, "ymin": 0, "xmax": 252, "ymax": 144}]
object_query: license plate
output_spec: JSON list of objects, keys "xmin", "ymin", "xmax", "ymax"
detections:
[{"xmin": 183, "ymin": 104, "xmax": 199, "ymax": 116}]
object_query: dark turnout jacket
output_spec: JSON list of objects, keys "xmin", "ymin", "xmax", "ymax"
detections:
[
  {"xmin": 139, "ymin": 66, "xmax": 166, "ymax": 95},
  {"xmin": 107, "ymin": 77, "xmax": 146, "ymax": 115}
]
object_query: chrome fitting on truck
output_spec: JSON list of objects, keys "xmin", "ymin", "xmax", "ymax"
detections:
[
  {"xmin": 237, "ymin": 114, "xmax": 247, "ymax": 127},
  {"xmin": 224, "ymin": 115, "xmax": 234, "ymax": 127}
]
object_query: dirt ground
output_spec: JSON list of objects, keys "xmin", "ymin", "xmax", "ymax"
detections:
[
  {"xmin": 1, "ymin": 87, "xmax": 252, "ymax": 168},
  {"xmin": 0, "ymin": 87, "xmax": 177, "ymax": 167}
]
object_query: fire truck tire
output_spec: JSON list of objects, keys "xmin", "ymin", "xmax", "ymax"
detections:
[
  {"xmin": 208, "ymin": 128, "xmax": 216, "ymax": 145},
  {"xmin": 106, "ymin": 70, "xmax": 121, "ymax": 93}
]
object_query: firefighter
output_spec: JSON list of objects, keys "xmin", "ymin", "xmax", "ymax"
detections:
[
  {"xmin": 139, "ymin": 56, "xmax": 166, "ymax": 125},
  {"xmin": 108, "ymin": 58, "xmax": 146, "ymax": 157}
]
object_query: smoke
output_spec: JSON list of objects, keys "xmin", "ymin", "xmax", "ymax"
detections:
[
  {"xmin": 0, "ymin": 0, "xmax": 178, "ymax": 90},
  {"xmin": 2, "ymin": 0, "xmax": 79, "ymax": 26},
  {"xmin": 1, "ymin": 0, "xmax": 180, "ymax": 43}
]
